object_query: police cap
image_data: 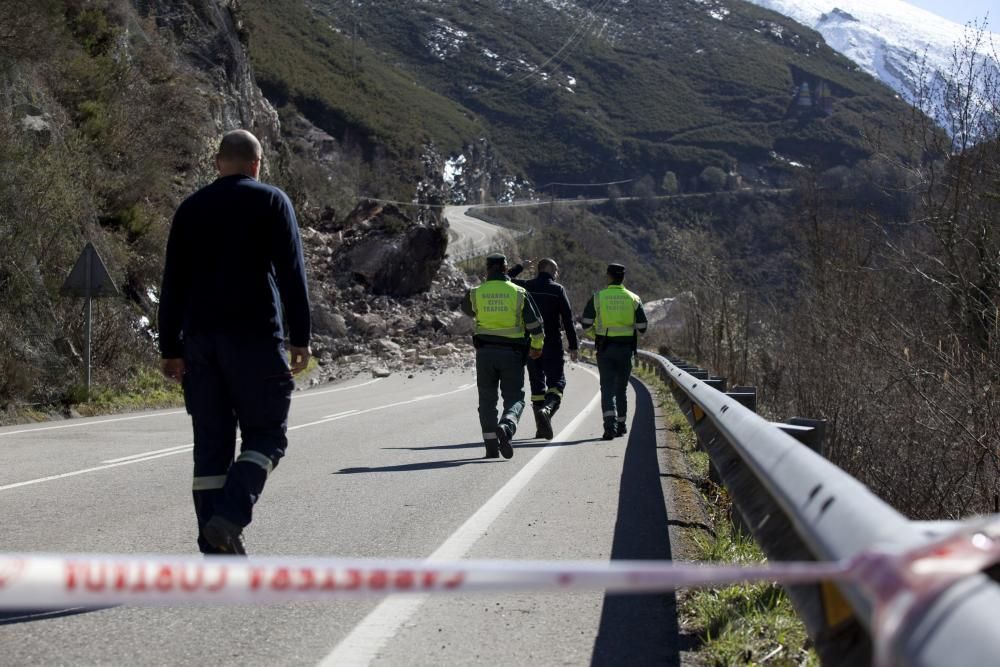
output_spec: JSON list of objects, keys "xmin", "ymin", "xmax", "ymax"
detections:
[
  {"xmin": 607, "ymin": 263, "xmax": 626, "ymax": 278},
  {"xmin": 486, "ymin": 253, "xmax": 507, "ymax": 267}
]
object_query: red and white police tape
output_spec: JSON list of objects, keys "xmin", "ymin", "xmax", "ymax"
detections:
[
  {"xmin": 0, "ymin": 553, "xmax": 847, "ymax": 607},
  {"xmin": 2, "ymin": 518, "xmax": 999, "ymax": 666}
]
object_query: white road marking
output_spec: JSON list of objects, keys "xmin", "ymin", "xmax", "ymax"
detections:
[
  {"xmin": 292, "ymin": 384, "xmax": 474, "ymax": 432},
  {"xmin": 319, "ymin": 410, "xmax": 360, "ymax": 420},
  {"xmin": 0, "ymin": 411, "xmax": 187, "ymax": 438},
  {"xmin": 319, "ymin": 368, "xmax": 601, "ymax": 667},
  {"xmin": 102, "ymin": 444, "xmax": 193, "ymax": 463},
  {"xmin": 0, "ymin": 384, "xmax": 475, "ymax": 493},
  {"xmin": 295, "ymin": 378, "xmax": 382, "ymax": 399},
  {"xmin": 0, "ymin": 378, "xmax": 383, "ymax": 438},
  {"xmin": 0, "ymin": 449, "xmax": 198, "ymax": 493}
]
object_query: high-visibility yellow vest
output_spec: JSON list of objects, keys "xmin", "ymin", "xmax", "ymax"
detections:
[
  {"xmin": 471, "ymin": 280, "xmax": 526, "ymax": 339},
  {"xmin": 593, "ymin": 284, "xmax": 641, "ymax": 337}
]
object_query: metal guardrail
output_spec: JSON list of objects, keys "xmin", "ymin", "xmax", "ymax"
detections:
[{"xmin": 596, "ymin": 343, "xmax": 1000, "ymax": 666}]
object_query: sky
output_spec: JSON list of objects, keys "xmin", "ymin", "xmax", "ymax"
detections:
[{"xmin": 903, "ymin": 0, "xmax": 995, "ymax": 27}]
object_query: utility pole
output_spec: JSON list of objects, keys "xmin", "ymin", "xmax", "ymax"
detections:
[{"xmin": 351, "ymin": 15, "xmax": 358, "ymax": 76}]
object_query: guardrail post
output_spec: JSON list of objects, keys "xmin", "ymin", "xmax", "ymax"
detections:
[
  {"xmin": 725, "ymin": 387, "xmax": 757, "ymax": 413},
  {"xmin": 704, "ymin": 377, "xmax": 727, "ymax": 392},
  {"xmin": 777, "ymin": 417, "xmax": 828, "ymax": 456}
]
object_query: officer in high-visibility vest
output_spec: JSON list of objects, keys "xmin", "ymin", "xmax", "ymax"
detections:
[
  {"xmin": 461, "ymin": 253, "xmax": 545, "ymax": 458},
  {"xmin": 580, "ymin": 263, "xmax": 648, "ymax": 440}
]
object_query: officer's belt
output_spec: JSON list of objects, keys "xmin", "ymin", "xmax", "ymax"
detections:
[
  {"xmin": 596, "ymin": 335, "xmax": 635, "ymax": 347},
  {"xmin": 475, "ymin": 340, "xmax": 526, "ymax": 350}
]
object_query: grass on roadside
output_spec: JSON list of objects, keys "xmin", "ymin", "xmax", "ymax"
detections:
[
  {"xmin": 637, "ymin": 364, "xmax": 817, "ymax": 666},
  {"xmin": 68, "ymin": 366, "xmax": 184, "ymax": 417},
  {"xmin": 686, "ymin": 504, "xmax": 818, "ymax": 667},
  {"xmin": 68, "ymin": 352, "xmax": 320, "ymax": 418}
]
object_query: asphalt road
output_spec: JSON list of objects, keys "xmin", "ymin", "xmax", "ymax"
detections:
[
  {"xmin": 0, "ymin": 363, "xmax": 681, "ymax": 666},
  {"xmin": 443, "ymin": 205, "xmax": 512, "ymax": 259}
]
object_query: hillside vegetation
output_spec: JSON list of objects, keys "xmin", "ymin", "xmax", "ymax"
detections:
[
  {"xmin": 241, "ymin": 0, "xmax": 921, "ymax": 194},
  {"xmin": 0, "ymin": 0, "xmax": 218, "ymax": 409}
]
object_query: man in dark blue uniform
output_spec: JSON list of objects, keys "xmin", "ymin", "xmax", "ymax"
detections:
[
  {"xmin": 509, "ymin": 258, "xmax": 579, "ymax": 439},
  {"xmin": 158, "ymin": 129, "xmax": 311, "ymax": 555}
]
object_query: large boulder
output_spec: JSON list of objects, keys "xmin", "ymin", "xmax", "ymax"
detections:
[{"xmin": 337, "ymin": 201, "xmax": 448, "ymax": 297}]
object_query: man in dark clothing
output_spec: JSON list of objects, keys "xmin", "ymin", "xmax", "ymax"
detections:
[
  {"xmin": 509, "ymin": 258, "xmax": 579, "ymax": 439},
  {"xmin": 461, "ymin": 253, "xmax": 544, "ymax": 459},
  {"xmin": 158, "ymin": 129, "xmax": 311, "ymax": 555},
  {"xmin": 580, "ymin": 263, "xmax": 648, "ymax": 440}
]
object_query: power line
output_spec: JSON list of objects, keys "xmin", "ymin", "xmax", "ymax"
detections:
[
  {"xmin": 357, "ymin": 177, "xmax": 636, "ymax": 207},
  {"xmin": 506, "ymin": 0, "xmax": 612, "ymax": 88},
  {"xmin": 510, "ymin": 0, "xmax": 614, "ymax": 97},
  {"xmin": 473, "ymin": 0, "xmax": 612, "ymax": 100},
  {"xmin": 538, "ymin": 179, "xmax": 634, "ymax": 189}
]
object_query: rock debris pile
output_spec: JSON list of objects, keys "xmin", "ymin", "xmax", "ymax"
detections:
[{"xmin": 300, "ymin": 200, "xmax": 478, "ymax": 384}]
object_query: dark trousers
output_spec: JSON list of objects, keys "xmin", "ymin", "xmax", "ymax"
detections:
[
  {"xmin": 182, "ymin": 333, "xmax": 293, "ymax": 553},
  {"xmin": 597, "ymin": 342, "xmax": 634, "ymax": 422},
  {"xmin": 527, "ymin": 344, "xmax": 566, "ymax": 408},
  {"xmin": 476, "ymin": 345, "xmax": 526, "ymax": 438}
]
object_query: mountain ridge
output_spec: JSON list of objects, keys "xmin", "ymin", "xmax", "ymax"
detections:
[
  {"xmin": 743, "ymin": 0, "xmax": 999, "ymax": 131},
  {"xmin": 242, "ymin": 0, "xmax": 925, "ymax": 198}
]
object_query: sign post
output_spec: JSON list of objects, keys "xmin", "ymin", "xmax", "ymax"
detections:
[{"xmin": 61, "ymin": 242, "xmax": 119, "ymax": 400}]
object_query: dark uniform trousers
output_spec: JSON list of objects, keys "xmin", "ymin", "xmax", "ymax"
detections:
[
  {"xmin": 596, "ymin": 340, "xmax": 634, "ymax": 423},
  {"xmin": 476, "ymin": 345, "xmax": 527, "ymax": 438},
  {"xmin": 182, "ymin": 333, "xmax": 294, "ymax": 554},
  {"xmin": 527, "ymin": 342, "xmax": 566, "ymax": 411}
]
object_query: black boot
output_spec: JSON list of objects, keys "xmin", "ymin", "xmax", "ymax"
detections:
[
  {"xmin": 539, "ymin": 394, "xmax": 560, "ymax": 440},
  {"xmin": 616, "ymin": 418, "xmax": 627, "ymax": 436},
  {"xmin": 532, "ymin": 404, "xmax": 546, "ymax": 439},
  {"xmin": 485, "ymin": 439, "xmax": 500, "ymax": 458},
  {"xmin": 601, "ymin": 418, "xmax": 616, "ymax": 441},
  {"xmin": 535, "ymin": 406, "xmax": 554, "ymax": 440},
  {"xmin": 203, "ymin": 515, "xmax": 247, "ymax": 556},
  {"xmin": 495, "ymin": 421, "xmax": 515, "ymax": 459}
]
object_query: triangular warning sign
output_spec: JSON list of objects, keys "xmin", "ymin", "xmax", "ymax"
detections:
[{"xmin": 60, "ymin": 242, "xmax": 119, "ymax": 297}]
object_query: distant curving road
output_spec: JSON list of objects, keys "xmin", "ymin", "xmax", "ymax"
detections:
[{"xmin": 443, "ymin": 205, "xmax": 512, "ymax": 260}]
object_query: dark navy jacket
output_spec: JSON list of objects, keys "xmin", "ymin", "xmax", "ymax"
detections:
[
  {"xmin": 509, "ymin": 268, "xmax": 579, "ymax": 351},
  {"xmin": 158, "ymin": 174, "xmax": 310, "ymax": 358}
]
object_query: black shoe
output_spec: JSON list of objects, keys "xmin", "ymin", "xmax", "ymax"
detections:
[
  {"xmin": 495, "ymin": 422, "xmax": 514, "ymax": 459},
  {"xmin": 536, "ymin": 407, "xmax": 554, "ymax": 441},
  {"xmin": 616, "ymin": 420, "xmax": 627, "ymax": 436},
  {"xmin": 485, "ymin": 442, "xmax": 500, "ymax": 458},
  {"xmin": 543, "ymin": 396, "xmax": 561, "ymax": 419},
  {"xmin": 602, "ymin": 418, "xmax": 616, "ymax": 441},
  {"xmin": 203, "ymin": 515, "xmax": 247, "ymax": 556}
]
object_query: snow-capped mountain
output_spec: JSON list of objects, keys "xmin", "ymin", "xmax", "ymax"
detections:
[{"xmin": 744, "ymin": 0, "xmax": 998, "ymax": 133}]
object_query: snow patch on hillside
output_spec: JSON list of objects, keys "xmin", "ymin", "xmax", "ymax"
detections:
[{"xmin": 745, "ymin": 0, "xmax": 999, "ymax": 130}]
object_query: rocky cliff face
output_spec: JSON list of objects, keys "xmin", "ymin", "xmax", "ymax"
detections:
[
  {"xmin": 130, "ymin": 0, "xmax": 282, "ymax": 171},
  {"xmin": 138, "ymin": 0, "xmax": 477, "ymax": 384},
  {"xmin": 0, "ymin": 0, "xmax": 473, "ymax": 414}
]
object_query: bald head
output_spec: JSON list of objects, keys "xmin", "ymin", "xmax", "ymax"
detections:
[
  {"xmin": 216, "ymin": 129, "xmax": 262, "ymax": 178},
  {"xmin": 538, "ymin": 258, "xmax": 558, "ymax": 275}
]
